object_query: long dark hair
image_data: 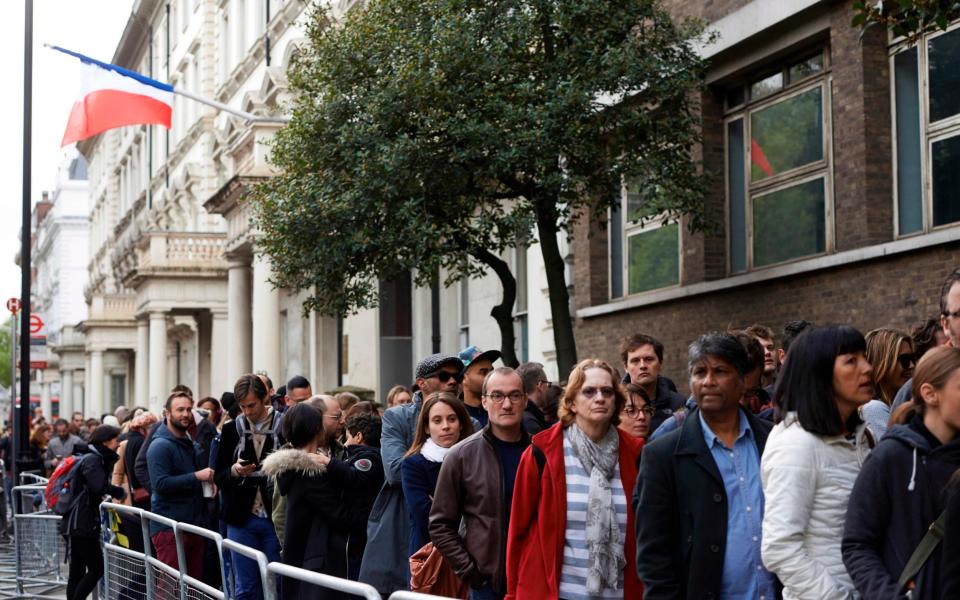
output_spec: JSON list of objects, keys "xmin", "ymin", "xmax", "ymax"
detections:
[{"xmin": 773, "ymin": 325, "xmax": 866, "ymax": 436}]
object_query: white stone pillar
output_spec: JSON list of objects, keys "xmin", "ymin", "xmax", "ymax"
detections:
[
  {"xmin": 89, "ymin": 350, "xmax": 104, "ymax": 419},
  {"xmin": 136, "ymin": 319, "xmax": 149, "ymax": 407},
  {"xmin": 210, "ymin": 310, "xmax": 229, "ymax": 396},
  {"xmin": 40, "ymin": 375, "xmax": 51, "ymax": 422},
  {"xmin": 148, "ymin": 312, "xmax": 168, "ymax": 415},
  {"xmin": 60, "ymin": 369, "xmax": 73, "ymax": 418},
  {"xmin": 228, "ymin": 260, "xmax": 252, "ymax": 380},
  {"xmin": 251, "ymin": 253, "xmax": 280, "ymax": 381}
]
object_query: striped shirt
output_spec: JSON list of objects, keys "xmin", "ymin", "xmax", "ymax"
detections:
[{"xmin": 558, "ymin": 429, "xmax": 627, "ymax": 600}]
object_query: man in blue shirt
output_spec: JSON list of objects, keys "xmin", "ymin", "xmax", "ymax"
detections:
[{"xmin": 634, "ymin": 332, "xmax": 776, "ymax": 599}]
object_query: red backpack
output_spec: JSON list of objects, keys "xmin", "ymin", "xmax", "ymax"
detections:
[{"xmin": 44, "ymin": 455, "xmax": 87, "ymax": 515}]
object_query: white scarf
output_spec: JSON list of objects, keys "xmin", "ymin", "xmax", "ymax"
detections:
[{"xmin": 421, "ymin": 438, "xmax": 453, "ymax": 463}]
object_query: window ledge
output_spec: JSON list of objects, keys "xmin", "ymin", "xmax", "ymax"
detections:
[{"xmin": 578, "ymin": 227, "xmax": 960, "ymax": 319}]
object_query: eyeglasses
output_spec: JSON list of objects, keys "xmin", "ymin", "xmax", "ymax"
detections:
[
  {"xmin": 427, "ymin": 370, "xmax": 464, "ymax": 384},
  {"xmin": 581, "ymin": 386, "xmax": 616, "ymax": 399},
  {"xmin": 623, "ymin": 405, "xmax": 655, "ymax": 419},
  {"xmin": 943, "ymin": 309, "xmax": 960, "ymax": 319},
  {"xmin": 484, "ymin": 391, "xmax": 526, "ymax": 404},
  {"xmin": 897, "ymin": 353, "xmax": 915, "ymax": 370},
  {"xmin": 324, "ymin": 413, "xmax": 343, "ymax": 421}
]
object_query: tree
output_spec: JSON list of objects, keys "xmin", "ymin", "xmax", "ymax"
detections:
[
  {"xmin": 0, "ymin": 317, "xmax": 11, "ymax": 390},
  {"xmin": 853, "ymin": 1, "xmax": 960, "ymax": 43},
  {"xmin": 252, "ymin": 0, "xmax": 712, "ymax": 378}
]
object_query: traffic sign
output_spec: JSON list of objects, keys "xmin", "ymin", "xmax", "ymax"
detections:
[
  {"xmin": 29, "ymin": 314, "xmax": 43, "ymax": 334},
  {"xmin": 30, "ymin": 335, "xmax": 46, "ymax": 346},
  {"xmin": 6, "ymin": 298, "xmax": 20, "ymax": 313}
]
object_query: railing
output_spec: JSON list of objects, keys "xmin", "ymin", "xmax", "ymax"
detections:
[
  {"xmin": 98, "ymin": 503, "xmax": 457, "ymax": 600},
  {"xmin": 0, "ymin": 477, "xmax": 68, "ymax": 599},
  {"xmin": 138, "ymin": 232, "xmax": 228, "ymax": 270}
]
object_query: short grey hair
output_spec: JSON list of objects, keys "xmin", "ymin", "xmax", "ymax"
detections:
[
  {"xmin": 482, "ymin": 367, "xmax": 521, "ymax": 396},
  {"xmin": 516, "ymin": 362, "xmax": 546, "ymax": 394},
  {"xmin": 306, "ymin": 394, "xmax": 335, "ymax": 414},
  {"xmin": 687, "ymin": 332, "xmax": 750, "ymax": 377}
]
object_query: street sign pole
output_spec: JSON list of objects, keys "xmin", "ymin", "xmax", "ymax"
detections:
[
  {"xmin": 8, "ymin": 316, "xmax": 15, "ymax": 427},
  {"xmin": 15, "ymin": 0, "xmax": 33, "ymax": 485}
]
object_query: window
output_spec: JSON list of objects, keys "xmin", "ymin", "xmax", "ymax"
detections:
[
  {"xmin": 893, "ymin": 24, "xmax": 960, "ymax": 235},
  {"xmin": 458, "ymin": 279, "xmax": 469, "ymax": 347},
  {"xmin": 725, "ymin": 50, "xmax": 831, "ymax": 272},
  {"xmin": 513, "ymin": 244, "xmax": 528, "ymax": 363},
  {"xmin": 619, "ymin": 182, "xmax": 680, "ymax": 295},
  {"xmin": 110, "ymin": 374, "xmax": 126, "ymax": 411}
]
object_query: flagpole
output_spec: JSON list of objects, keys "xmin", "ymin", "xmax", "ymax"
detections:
[
  {"xmin": 15, "ymin": 0, "xmax": 33, "ymax": 487},
  {"xmin": 173, "ymin": 88, "xmax": 290, "ymax": 124}
]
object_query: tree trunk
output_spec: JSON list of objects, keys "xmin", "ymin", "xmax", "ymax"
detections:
[
  {"xmin": 534, "ymin": 199, "xmax": 578, "ymax": 380},
  {"xmin": 470, "ymin": 248, "xmax": 520, "ymax": 368}
]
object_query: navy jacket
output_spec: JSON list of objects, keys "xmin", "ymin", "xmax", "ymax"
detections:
[
  {"xmin": 147, "ymin": 423, "xmax": 204, "ymax": 533},
  {"xmin": 400, "ymin": 452, "xmax": 443, "ymax": 556},
  {"xmin": 943, "ymin": 484, "xmax": 960, "ymax": 597},
  {"xmin": 842, "ymin": 418, "xmax": 960, "ymax": 600}
]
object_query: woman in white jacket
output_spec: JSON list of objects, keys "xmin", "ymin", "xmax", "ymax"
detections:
[{"xmin": 761, "ymin": 326, "xmax": 875, "ymax": 600}]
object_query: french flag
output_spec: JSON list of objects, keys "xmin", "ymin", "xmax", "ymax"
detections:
[{"xmin": 52, "ymin": 46, "xmax": 173, "ymax": 147}]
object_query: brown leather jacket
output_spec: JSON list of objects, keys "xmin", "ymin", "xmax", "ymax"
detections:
[{"xmin": 428, "ymin": 427, "xmax": 530, "ymax": 595}]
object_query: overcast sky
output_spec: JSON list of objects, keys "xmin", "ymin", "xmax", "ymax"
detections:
[{"xmin": 0, "ymin": 1, "xmax": 134, "ymax": 308}]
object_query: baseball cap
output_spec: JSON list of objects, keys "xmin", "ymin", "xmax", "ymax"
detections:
[{"xmin": 458, "ymin": 346, "xmax": 502, "ymax": 371}]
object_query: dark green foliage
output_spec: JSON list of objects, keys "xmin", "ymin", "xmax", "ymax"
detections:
[
  {"xmin": 251, "ymin": 0, "xmax": 711, "ymax": 376},
  {"xmin": 853, "ymin": 1, "xmax": 960, "ymax": 43}
]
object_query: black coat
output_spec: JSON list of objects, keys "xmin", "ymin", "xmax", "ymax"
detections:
[
  {"xmin": 842, "ymin": 418, "xmax": 960, "ymax": 600},
  {"xmin": 943, "ymin": 482, "xmax": 960, "ymax": 597},
  {"xmin": 325, "ymin": 444, "xmax": 384, "ymax": 555},
  {"xmin": 213, "ymin": 411, "xmax": 284, "ymax": 526},
  {"xmin": 64, "ymin": 443, "xmax": 125, "ymax": 538},
  {"xmin": 262, "ymin": 448, "xmax": 351, "ymax": 600},
  {"xmin": 633, "ymin": 407, "xmax": 772, "ymax": 600}
]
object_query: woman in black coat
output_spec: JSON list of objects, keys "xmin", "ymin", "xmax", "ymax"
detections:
[
  {"xmin": 842, "ymin": 346, "xmax": 960, "ymax": 600},
  {"xmin": 65, "ymin": 425, "xmax": 126, "ymax": 600},
  {"xmin": 262, "ymin": 402, "xmax": 350, "ymax": 600}
]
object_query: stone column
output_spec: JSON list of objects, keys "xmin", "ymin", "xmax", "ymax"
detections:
[
  {"xmin": 251, "ymin": 253, "xmax": 280, "ymax": 381},
  {"xmin": 136, "ymin": 319, "xmax": 149, "ymax": 407},
  {"xmin": 210, "ymin": 310, "xmax": 229, "ymax": 396},
  {"xmin": 40, "ymin": 375, "xmax": 51, "ymax": 422},
  {"xmin": 89, "ymin": 351, "xmax": 104, "ymax": 419},
  {"xmin": 227, "ymin": 260, "xmax": 252, "ymax": 380},
  {"xmin": 60, "ymin": 369, "xmax": 73, "ymax": 418},
  {"xmin": 148, "ymin": 312, "xmax": 168, "ymax": 415}
]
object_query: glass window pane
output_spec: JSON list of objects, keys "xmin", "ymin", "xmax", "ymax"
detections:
[
  {"xmin": 610, "ymin": 201, "xmax": 623, "ymax": 298},
  {"xmin": 750, "ymin": 87, "xmax": 824, "ymax": 182},
  {"xmin": 753, "ymin": 179, "xmax": 826, "ymax": 267},
  {"xmin": 895, "ymin": 48, "xmax": 923, "ymax": 234},
  {"xmin": 627, "ymin": 223, "xmax": 679, "ymax": 294},
  {"xmin": 933, "ymin": 135, "xmax": 960, "ymax": 226},
  {"xmin": 726, "ymin": 86, "xmax": 746, "ymax": 109},
  {"xmin": 727, "ymin": 119, "xmax": 747, "ymax": 273},
  {"xmin": 788, "ymin": 53, "xmax": 824, "ymax": 83},
  {"xmin": 928, "ymin": 28, "xmax": 960, "ymax": 122},
  {"xmin": 750, "ymin": 72, "xmax": 783, "ymax": 101}
]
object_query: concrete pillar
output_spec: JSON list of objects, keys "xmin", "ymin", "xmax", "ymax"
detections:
[
  {"xmin": 89, "ymin": 351, "xmax": 104, "ymax": 419},
  {"xmin": 210, "ymin": 310, "xmax": 229, "ymax": 396},
  {"xmin": 136, "ymin": 319, "xmax": 149, "ymax": 407},
  {"xmin": 40, "ymin": 376, "xmax": 51, "ymax": 422},
  {"xmin": 251, "ymin": 253, "xmax": 280, "ymax": 381},
  {"xmin": 227, "ymin": 260, "xmax": 252, "ymax": 380},
  {"xmin": 60, "ymin": 369, "xmax": 73, "ymax": 418},
  {"xmin": 148, "ymin": 312, "xmax": 168, "ymax": 415}
]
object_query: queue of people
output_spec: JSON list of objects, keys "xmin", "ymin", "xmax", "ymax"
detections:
[{"xmin": 17, "ymin": 267, "xmax": 960, "ymax": 600}]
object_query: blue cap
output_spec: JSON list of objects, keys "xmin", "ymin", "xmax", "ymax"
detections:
[{"xmin": 458, "ymin": 346, "xmax": 502, "ymax": 371}]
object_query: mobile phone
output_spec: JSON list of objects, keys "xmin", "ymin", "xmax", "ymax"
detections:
[{"xmin": 238, "ymin": 459, "xmax": 254, "ymax": 466}]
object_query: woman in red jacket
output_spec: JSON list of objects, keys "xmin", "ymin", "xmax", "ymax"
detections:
[{"xmin": 506, "ymin": 358, "xmax": 644, "ymax": 600}]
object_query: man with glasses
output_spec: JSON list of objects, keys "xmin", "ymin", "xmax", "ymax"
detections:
[
  {"xmin": 359, "ymin": 352, "xmax": 466, "ymax": 596},
  {"xmin": 430, "ymin": 367, "xmax": 530, "ymax": 600},
  {"xmin": 517, "ymin": 362, "xmax": 551, "ymax": 435}
]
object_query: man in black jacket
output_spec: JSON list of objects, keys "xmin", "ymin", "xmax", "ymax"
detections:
[
  {"xmin": 213, "ymin": 374, "xmax": 284, "ymax": 600},
  {"xmin": 620, "ymin": 333, "xmax": 686, "ymax": 433},
  {"xmin": 633, "ymin": 332, "xmax": 775, "ymax": 600}
]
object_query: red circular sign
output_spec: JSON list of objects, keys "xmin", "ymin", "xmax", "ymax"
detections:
[
  {"xmin": 6, "ymin": 298, "xmax": 21, "ymax": 314},
  {"xmin": 29, "ymin": 314, "xmax": 43, "ymax": 334}
]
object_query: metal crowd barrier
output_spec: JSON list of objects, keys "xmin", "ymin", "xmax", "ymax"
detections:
[
  {"xmin": 97, "ymin": 502, "xmax": 460, "ymax": 600},
  {"xmin": 0, "ymin": 481, "xmax": 67, "ymax": 599}
]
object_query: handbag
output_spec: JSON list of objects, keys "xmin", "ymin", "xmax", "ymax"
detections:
[
  {"xmin": 409, "ymin": 541, "xmax": 469, "ymax": 599},
  {"xmin": 132, "ymin": 487, "xmax": 150, "ymax": 505}
]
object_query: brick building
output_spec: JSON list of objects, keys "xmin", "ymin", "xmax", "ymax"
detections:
[{"xmin": 573, "ymin": 0, "xmax": 960, "ymax": 388}]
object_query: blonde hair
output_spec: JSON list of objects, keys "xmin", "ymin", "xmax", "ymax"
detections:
[
  {"xmin": 865, "ymin": 328, "xmax": 913, "ymax": 405},
  {"xmin": 557, "ymin": 359, "xmax": 627, "ymax": 428},
  {"xmin": 892, "ymin": 346, "xmax": 960, "ymax": 426}
]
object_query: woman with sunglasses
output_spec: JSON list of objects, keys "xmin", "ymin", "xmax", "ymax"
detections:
[
  {"xmin": 619, "ymin": 383, "xmax": 653, "ymax": 440},
  {"xmin": 862, "ymin": 328, "xmax": 915, "ymax": 438},
  {"xmin": 506, "ymin": 359, "xmax": 643, "ymax": 599}
]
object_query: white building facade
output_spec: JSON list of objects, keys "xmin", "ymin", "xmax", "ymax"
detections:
[{"xmin": 80, "ymin": 0, "xmax": 568, "ymax": 415}]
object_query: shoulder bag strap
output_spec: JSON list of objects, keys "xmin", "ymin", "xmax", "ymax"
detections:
[{"xmin": 898, "ymin": 509, "xmax": 948, "ymax": 591}]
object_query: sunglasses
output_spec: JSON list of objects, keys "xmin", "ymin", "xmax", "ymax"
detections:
[
  {"xmin": 427, "ymin": 370, "xmax": 464, "ymax": 383},
  {"xmin": 897, "ymin": 353, "xmax": 915, "ymax": 370}
]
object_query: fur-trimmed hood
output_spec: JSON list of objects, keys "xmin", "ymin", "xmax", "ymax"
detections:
[{"xmin": 261, "ymin": 448, "xmax": 327, "ymax": 478}]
